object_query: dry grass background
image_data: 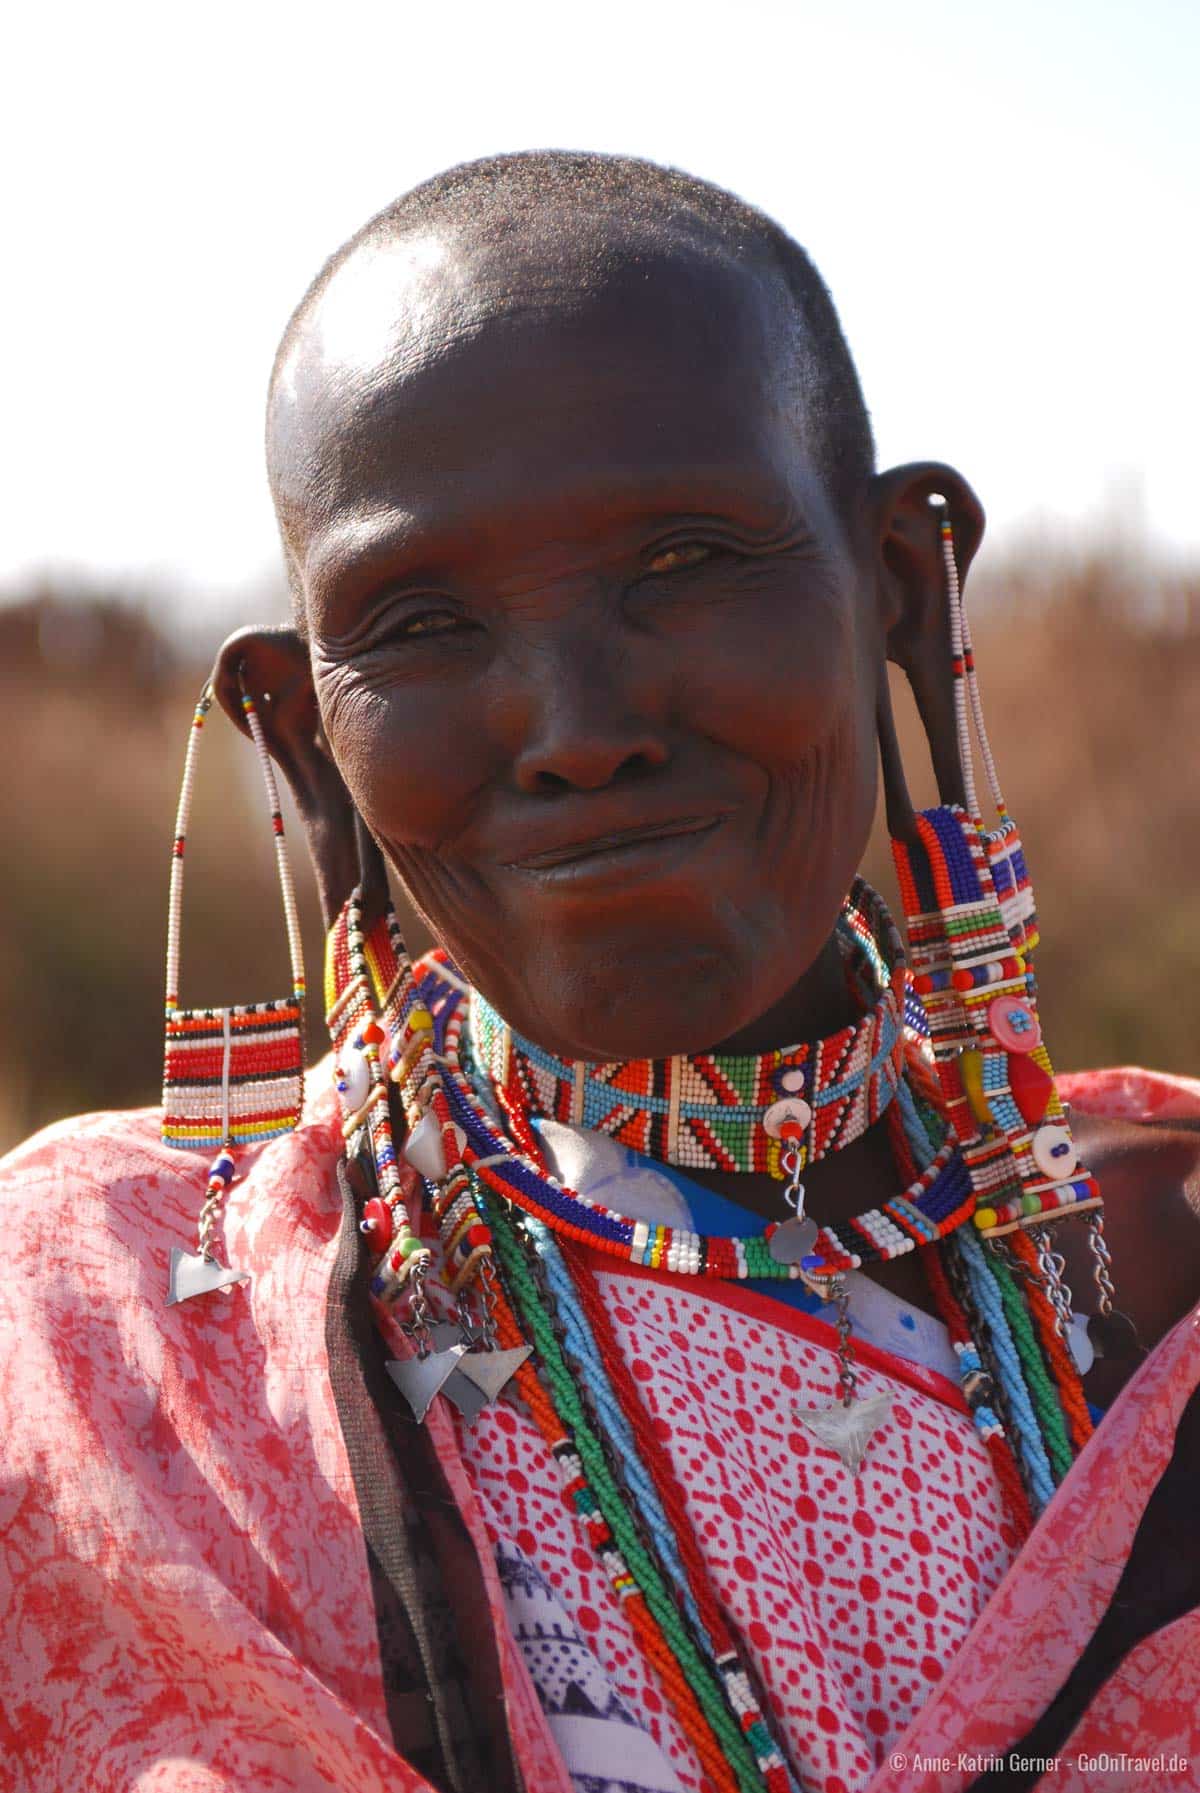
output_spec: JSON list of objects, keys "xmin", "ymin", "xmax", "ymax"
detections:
[{"xmin": 2, "ymin": 543, "xmax": 1196, "ymax": 1154}]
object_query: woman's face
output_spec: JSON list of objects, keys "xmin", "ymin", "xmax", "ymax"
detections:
[{"xmin": 271, "ymin": 228, "xmax": 884, "ymax": 1060}]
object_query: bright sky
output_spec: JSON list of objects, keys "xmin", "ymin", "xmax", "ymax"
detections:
[{"xmin": 6, "ymin": 0, "xmax": 1198, "ymax": 623}]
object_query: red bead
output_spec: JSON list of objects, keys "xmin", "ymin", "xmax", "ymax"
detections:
[
  {"xmin": 467, "ymin": 1223, "xmax": 492, "ymax": 1248},
  {"xmin": 952, "ymin": 969, "xmax": 974, "ymax": 991},
  {"xmin": 361, "ymin": 1020, "xmax": 385, "ymax": 1045}
]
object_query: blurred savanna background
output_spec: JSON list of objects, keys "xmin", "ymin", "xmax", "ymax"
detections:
[{"xmin": 3, "ymin": 0, "xmax": 1197, "ymax": 1151}]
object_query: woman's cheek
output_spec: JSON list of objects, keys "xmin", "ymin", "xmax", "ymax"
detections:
[
  {"xmin": 316, "ymin": 662, "xmax": 475, "ymax": 846},
  {"xmin": 690, "ymin": 619, "xmax": 855, "ymax": 772}
]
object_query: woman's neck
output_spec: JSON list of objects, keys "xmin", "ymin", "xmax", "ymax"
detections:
[{"xmin": 706, "ymin": 927, "xmax": 861, "ymax": 1056}]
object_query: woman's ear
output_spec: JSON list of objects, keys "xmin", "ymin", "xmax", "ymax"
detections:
[
  {"xmin": 212, "ymin": 625, "xmax": 365, "ymax": 926},
  {"xmin": 868, "ymin": 461, "xmax": 986, "ymax": 832}
]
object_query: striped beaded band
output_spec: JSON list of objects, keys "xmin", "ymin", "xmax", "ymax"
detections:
[
  {"xmin": 162, "ymin": 684, "xmax": 306, "ymax": 1151},
  {"xmin": 468, "ymin": 879, "xmax": 910, "ymax": 1181}
]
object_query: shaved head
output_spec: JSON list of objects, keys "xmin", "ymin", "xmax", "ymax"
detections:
[{"xmin": 268, "ymin": 152, "xmax": 874, "ymax": 618}]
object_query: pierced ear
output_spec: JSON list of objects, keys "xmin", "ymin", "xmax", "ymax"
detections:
[
  {"xmin": 212, "ymin": 625, "xmax": 375, "ymax": 927},
  {"xmin": 869, "ymin": 461, "xmax": 986, "ymax": 822}
]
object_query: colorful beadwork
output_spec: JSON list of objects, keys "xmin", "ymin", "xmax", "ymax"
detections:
[
  {"xmin": 890, "ymin": 508, "xmax": 1101, "ymax": 1242},
  {"xmin": 324, "ymin": 890, "xmax": 427, "ymax": 1296},
  {"xmin": 327, "ymin": 889, "xmax": 494, "ymax": 1301},
  {"xmin": 433, "ymin": 914, "xmax": 978, "ymax": 1282},
  {"xmin": 470, "ymin": 879, "xmax": 908, "ymax": 1182},
  {"xmin": 162, "ymin": 685, "xmax": 305, "ymax": 1153}
]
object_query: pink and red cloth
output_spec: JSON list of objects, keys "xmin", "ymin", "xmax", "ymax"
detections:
[{"xmin": 1, "ymin": 1064, "xmax": 1198, "ymax": 1791}]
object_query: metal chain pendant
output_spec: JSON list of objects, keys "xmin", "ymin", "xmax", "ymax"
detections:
[
  {"xmin": 793, "ymin": 1274, "xmax": 892, "ymax": 1473},
  {"xmin": 167, "ymin": 1144, "xmax": 250, "ymax": 1304}
]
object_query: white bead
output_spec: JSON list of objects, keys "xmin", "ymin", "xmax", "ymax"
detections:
[{"xmin": 779, "ymin": 1069, "xmax": 807, "ymax": 1093}]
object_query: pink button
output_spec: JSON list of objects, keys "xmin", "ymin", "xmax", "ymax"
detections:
[{"xmin": 988, "ymin": 995, "xmax": 1042, "ymax": 1054}]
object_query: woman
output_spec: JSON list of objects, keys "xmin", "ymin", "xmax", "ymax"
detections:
[{"xmin": 5, "ymin": 153, "xmax": 1200, "ymax": 1793}]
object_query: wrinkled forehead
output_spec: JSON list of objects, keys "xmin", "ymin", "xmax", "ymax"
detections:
[{"xmin": 273, "ymin": 220, "xmax": 803, "ymax": 495}]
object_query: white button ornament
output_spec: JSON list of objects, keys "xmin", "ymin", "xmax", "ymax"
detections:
[
  {"xmin": 1031, "ymin": 1122, "xmax": 1078, "ymax": 1180},
  {"xmin": 779, "ymin": 1068, "xmax": 807, "ymax": 1094},
  {"xmin": 762, "ymin": 1096, "xmax": 813, "ymax": 1139},
  {"xmin": 336, "ymin": 1044, "xmax": 372, "ymax": 1111}
]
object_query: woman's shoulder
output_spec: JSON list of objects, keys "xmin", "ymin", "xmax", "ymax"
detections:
[
  {"xmin": 0, "ymin": 1056, "xmax": 347, "ymax": 1278},
  {"xmin": 1059, "ymin": 1064, "xmax": 1200, "ymax": 1128},
  {"xmin": 1056, "ymin": 1066, "xmax": 1200, "ymax": 1379}
]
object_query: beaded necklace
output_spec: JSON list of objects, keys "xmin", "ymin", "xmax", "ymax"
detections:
[
  {"xmin": 468, "ymin": 879, "xmax": 909, "ymax": 1183},
  {"xmin": 436, "ymin": 884, "xmax": 978, "ymax": 1283}
]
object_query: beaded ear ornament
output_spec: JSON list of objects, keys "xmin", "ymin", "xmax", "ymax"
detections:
[
  {"xmin": 890, "ymin": 500, "xmax": 1118, "ymax": 1340},
  {"xmin": 162, "ymin": 680, "xmax": 306, "ymax": 1304}
]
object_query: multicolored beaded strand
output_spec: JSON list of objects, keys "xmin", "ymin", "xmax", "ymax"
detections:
[{"xmin": 324, "ymin": 890, "xmax": 428, "ymax": 1293}]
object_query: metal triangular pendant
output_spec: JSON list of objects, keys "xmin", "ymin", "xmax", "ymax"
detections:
[
  {"xmin": 167, "ymin": 1247, "xmax": 250, "ymax": 1305},
  {"xmin": 386, "ymin": 1346, "xmax": 467, "ymax": 1424},
  {"xmin": 794, "ymin": 1390, "xmax": 893, "ymax": 1473},
  {"xmin": 440, "ymin": 1366, "xmax": 495, "ymax": 1426},
  {"xmin": 456, "ymin": 1344, "xmax": 533, "ymax": 1405}
]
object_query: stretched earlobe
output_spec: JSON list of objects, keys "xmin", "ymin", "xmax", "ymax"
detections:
[
  {"xmin": 212, "ymin": 625, "xmax": 369, "ymax": 927},
  {"xmin": 870, "ymin": 461, "xmax": 984, "ymax": 813}
]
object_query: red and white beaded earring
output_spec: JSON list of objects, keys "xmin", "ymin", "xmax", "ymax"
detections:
[{"xmin": 161, "ymin": 679, "xmax": 307, "ymax": 1304}]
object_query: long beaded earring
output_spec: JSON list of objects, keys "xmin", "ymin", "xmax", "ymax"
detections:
[
  {"xmin": 162, "ymin": 680, "xmax": 306, "ymax": 1303},
  {"xmin": 889, "ymin": 499, "xmax": 1117, "ymax": 1355}
]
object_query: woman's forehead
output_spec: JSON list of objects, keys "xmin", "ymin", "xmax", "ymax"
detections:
[{"xmin": 271, "ymin": 228, "xmax": 828, "ymax": 576}]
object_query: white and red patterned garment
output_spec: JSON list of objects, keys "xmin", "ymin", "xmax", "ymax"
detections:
[
  {"xmin": 461, "ymin": 1255, "xmax": 1019, "ymax": 1793},
  {"xmin": 454, "ymin": 1113, "xmax": 1026, "ymax": 1793},
  {"xmin": 2, "ymin": 1061, "xmax": 1199, "ymax": 1793}
]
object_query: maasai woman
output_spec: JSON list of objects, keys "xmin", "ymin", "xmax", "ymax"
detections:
[{"xmin": 5, "ymin": 154, "xmax": 1200, "ymax": 1793}]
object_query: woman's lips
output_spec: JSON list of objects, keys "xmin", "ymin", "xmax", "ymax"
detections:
[
  {"xmin": 510, "ymin": 814, "xmax": 724, "ymax": 869},
  {"xmin": 504, "ymin": 814, "xmax": 727, "ymax": 890}
]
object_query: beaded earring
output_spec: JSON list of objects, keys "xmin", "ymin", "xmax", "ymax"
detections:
[
  {"xmin": 890, "ymin": 499, "xmax": 1116, "ymax": 1337},
  {"xmin": 162, "ymin": 680, "xmax": 306, "ymax": 1303}
]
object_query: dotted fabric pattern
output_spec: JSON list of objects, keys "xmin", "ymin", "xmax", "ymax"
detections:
[{"xmin": 460, "ymin": 1260, "xmax": 1021, "ymax": 1793}]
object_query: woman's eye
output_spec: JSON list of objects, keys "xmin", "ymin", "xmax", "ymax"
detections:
[
  {"xmin": 644, "ymin": 542, "xmax": 715, "ymax": 575},
  {"xmin": 392, "ymin": 608, "xmax": 469, "ymax": 640},
  {"xmin": 405, "ymin": 613, "xmax": 456, "ymax": 636}
]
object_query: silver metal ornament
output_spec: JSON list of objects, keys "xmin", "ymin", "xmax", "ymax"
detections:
[
  {"xmin": 167, "ymin": 1248, "xmax": 249, "ymax": 1305},
  {"xmin": 794, "ymin": 1390, "xmax": 893, "ymax": 1474}
]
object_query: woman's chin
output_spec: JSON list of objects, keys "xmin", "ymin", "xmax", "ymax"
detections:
[{"xmin": 480, "ymin": 935, "xmax": 793, "ymax": 1064}]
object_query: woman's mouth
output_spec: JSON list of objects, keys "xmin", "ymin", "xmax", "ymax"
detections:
[{"xmin": 505, "ymin": 814, "xmax": 727, "ymax": 889}]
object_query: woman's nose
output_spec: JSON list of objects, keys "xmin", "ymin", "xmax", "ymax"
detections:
[{"xmin": 507, "ymin": 628, "xmax": 672, "ymax": 795}]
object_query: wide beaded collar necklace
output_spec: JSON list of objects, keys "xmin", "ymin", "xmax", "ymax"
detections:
[
  {"xmin": 422, "ymin": 882, "xmax": 977, "ymax": 1282},
  {"xmin": 466, "ymin": 878, "xmax": 909, "ymax": 1185}
]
